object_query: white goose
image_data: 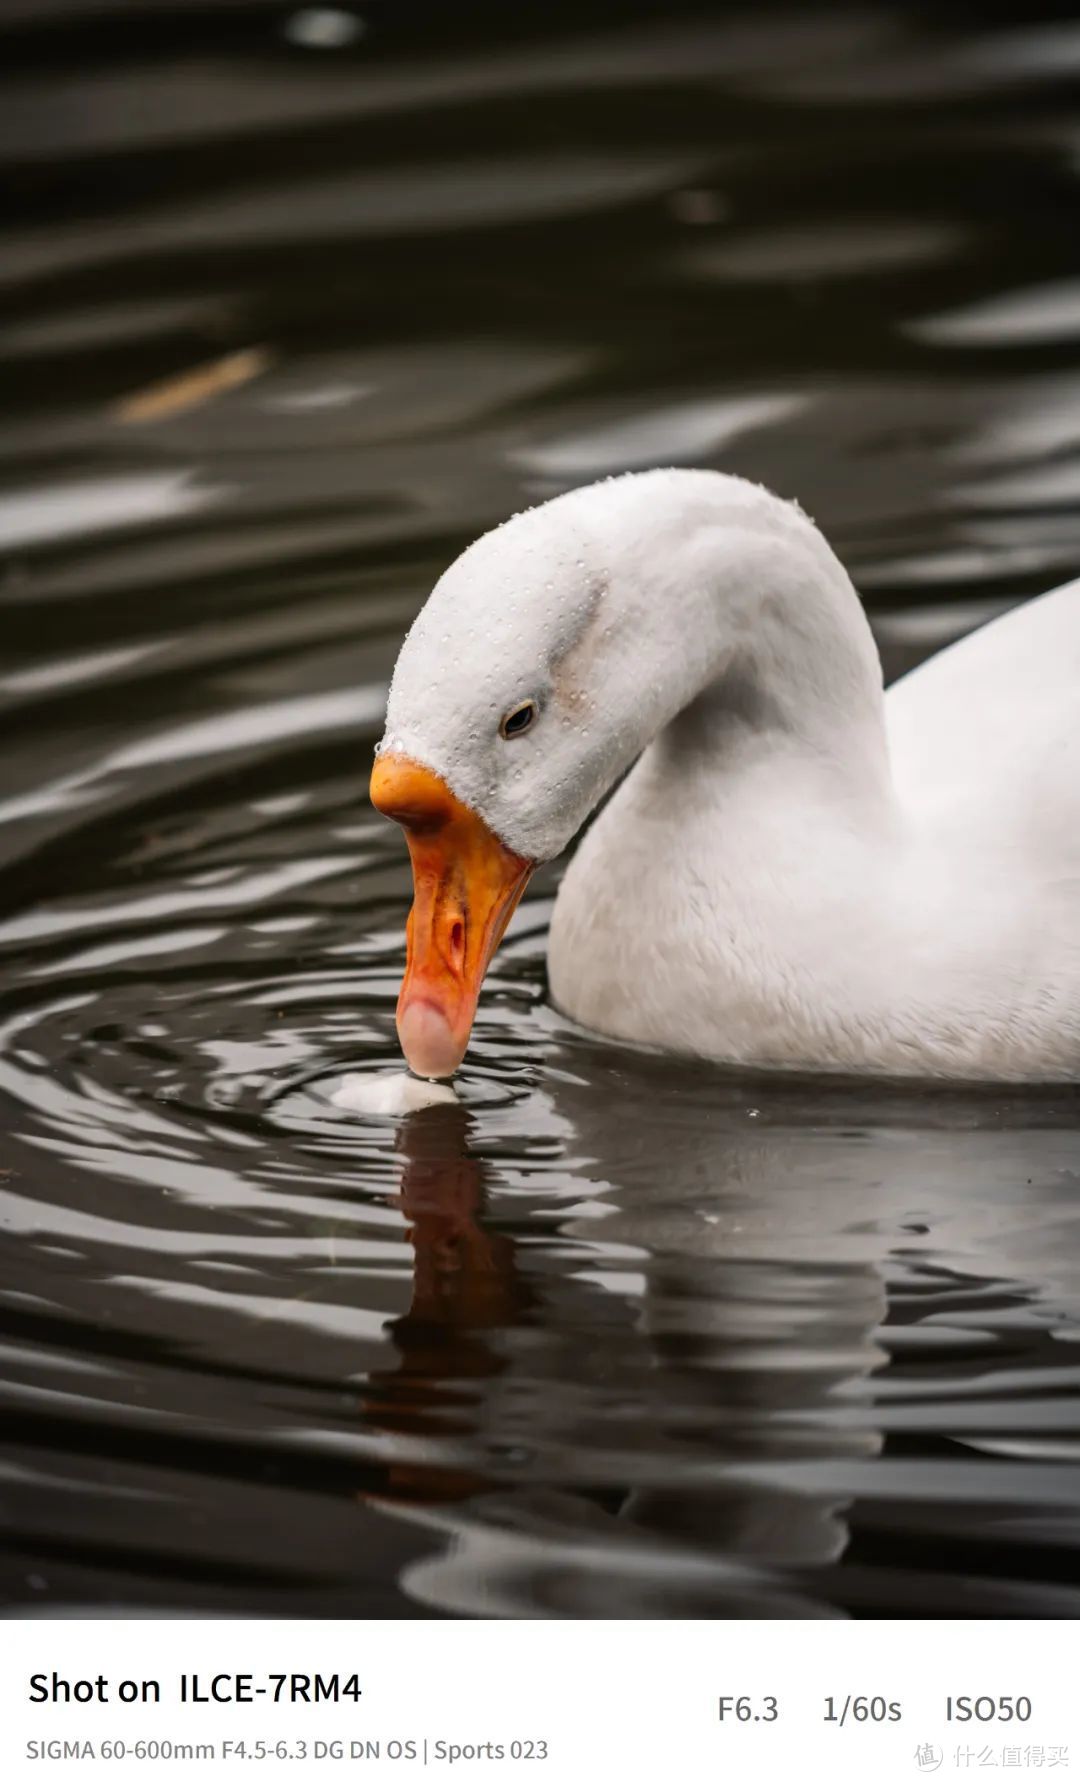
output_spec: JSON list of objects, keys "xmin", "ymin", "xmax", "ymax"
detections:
[{"xmin": 370, "ymin": 469, "xmax": 1080, "ymax": 1084}]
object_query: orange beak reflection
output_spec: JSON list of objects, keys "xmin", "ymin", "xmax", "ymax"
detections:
[{"xmin": 370, "ymin": 753, "xmax": 534, "ymax": 1078}]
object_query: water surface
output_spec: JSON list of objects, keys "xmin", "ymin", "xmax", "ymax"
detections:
[{"xmin": 2, "ymin": 0, "xmax": 1080, "ymax": 1616}]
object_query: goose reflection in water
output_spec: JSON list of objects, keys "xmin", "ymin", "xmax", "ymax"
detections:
[
  {"xmin": 338, "ymin": 1029, "xmax": 1080, "ymax": 1617},
  {"xmin": 363, "ymin": 1102, "xmax": 534, "ymax": 1507},
  {"xmin": 358, "ymin": 1073, "xmax": 893, "ymax": 1618}
]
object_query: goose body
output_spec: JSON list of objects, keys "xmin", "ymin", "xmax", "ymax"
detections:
[{"xmin": 372, "ymin": 469, "xmax": 1080, "ymax": 1083}]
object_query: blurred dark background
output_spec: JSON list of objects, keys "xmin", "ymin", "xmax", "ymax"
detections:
[{"xmin": 6, "ymin": 0, "xmax": 1080, "ymax": 658}]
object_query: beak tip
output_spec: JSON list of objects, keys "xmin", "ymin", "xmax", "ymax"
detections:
[{"xmin": 398, "ymin": 999, "xmax": 466, "ymax": 1080}]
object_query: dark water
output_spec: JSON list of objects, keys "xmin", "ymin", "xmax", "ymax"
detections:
[{"xmin": 3, "ymin": 1, "xmax": 1080, "ymax": 1617}]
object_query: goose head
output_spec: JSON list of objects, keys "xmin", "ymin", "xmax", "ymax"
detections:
[{"xmin": 370, "ymin": 476, "xmax": 656, "ymax": 1079}]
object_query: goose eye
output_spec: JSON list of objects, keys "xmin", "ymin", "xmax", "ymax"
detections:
[{"xmin": 499, "ymin": 699, "xmax": 537, "ymax": 740}]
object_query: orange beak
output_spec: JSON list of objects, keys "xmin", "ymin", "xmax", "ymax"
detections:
[{"xmin": 369, "ymin": 752, "xmax": 534, "ymax": 1078}]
